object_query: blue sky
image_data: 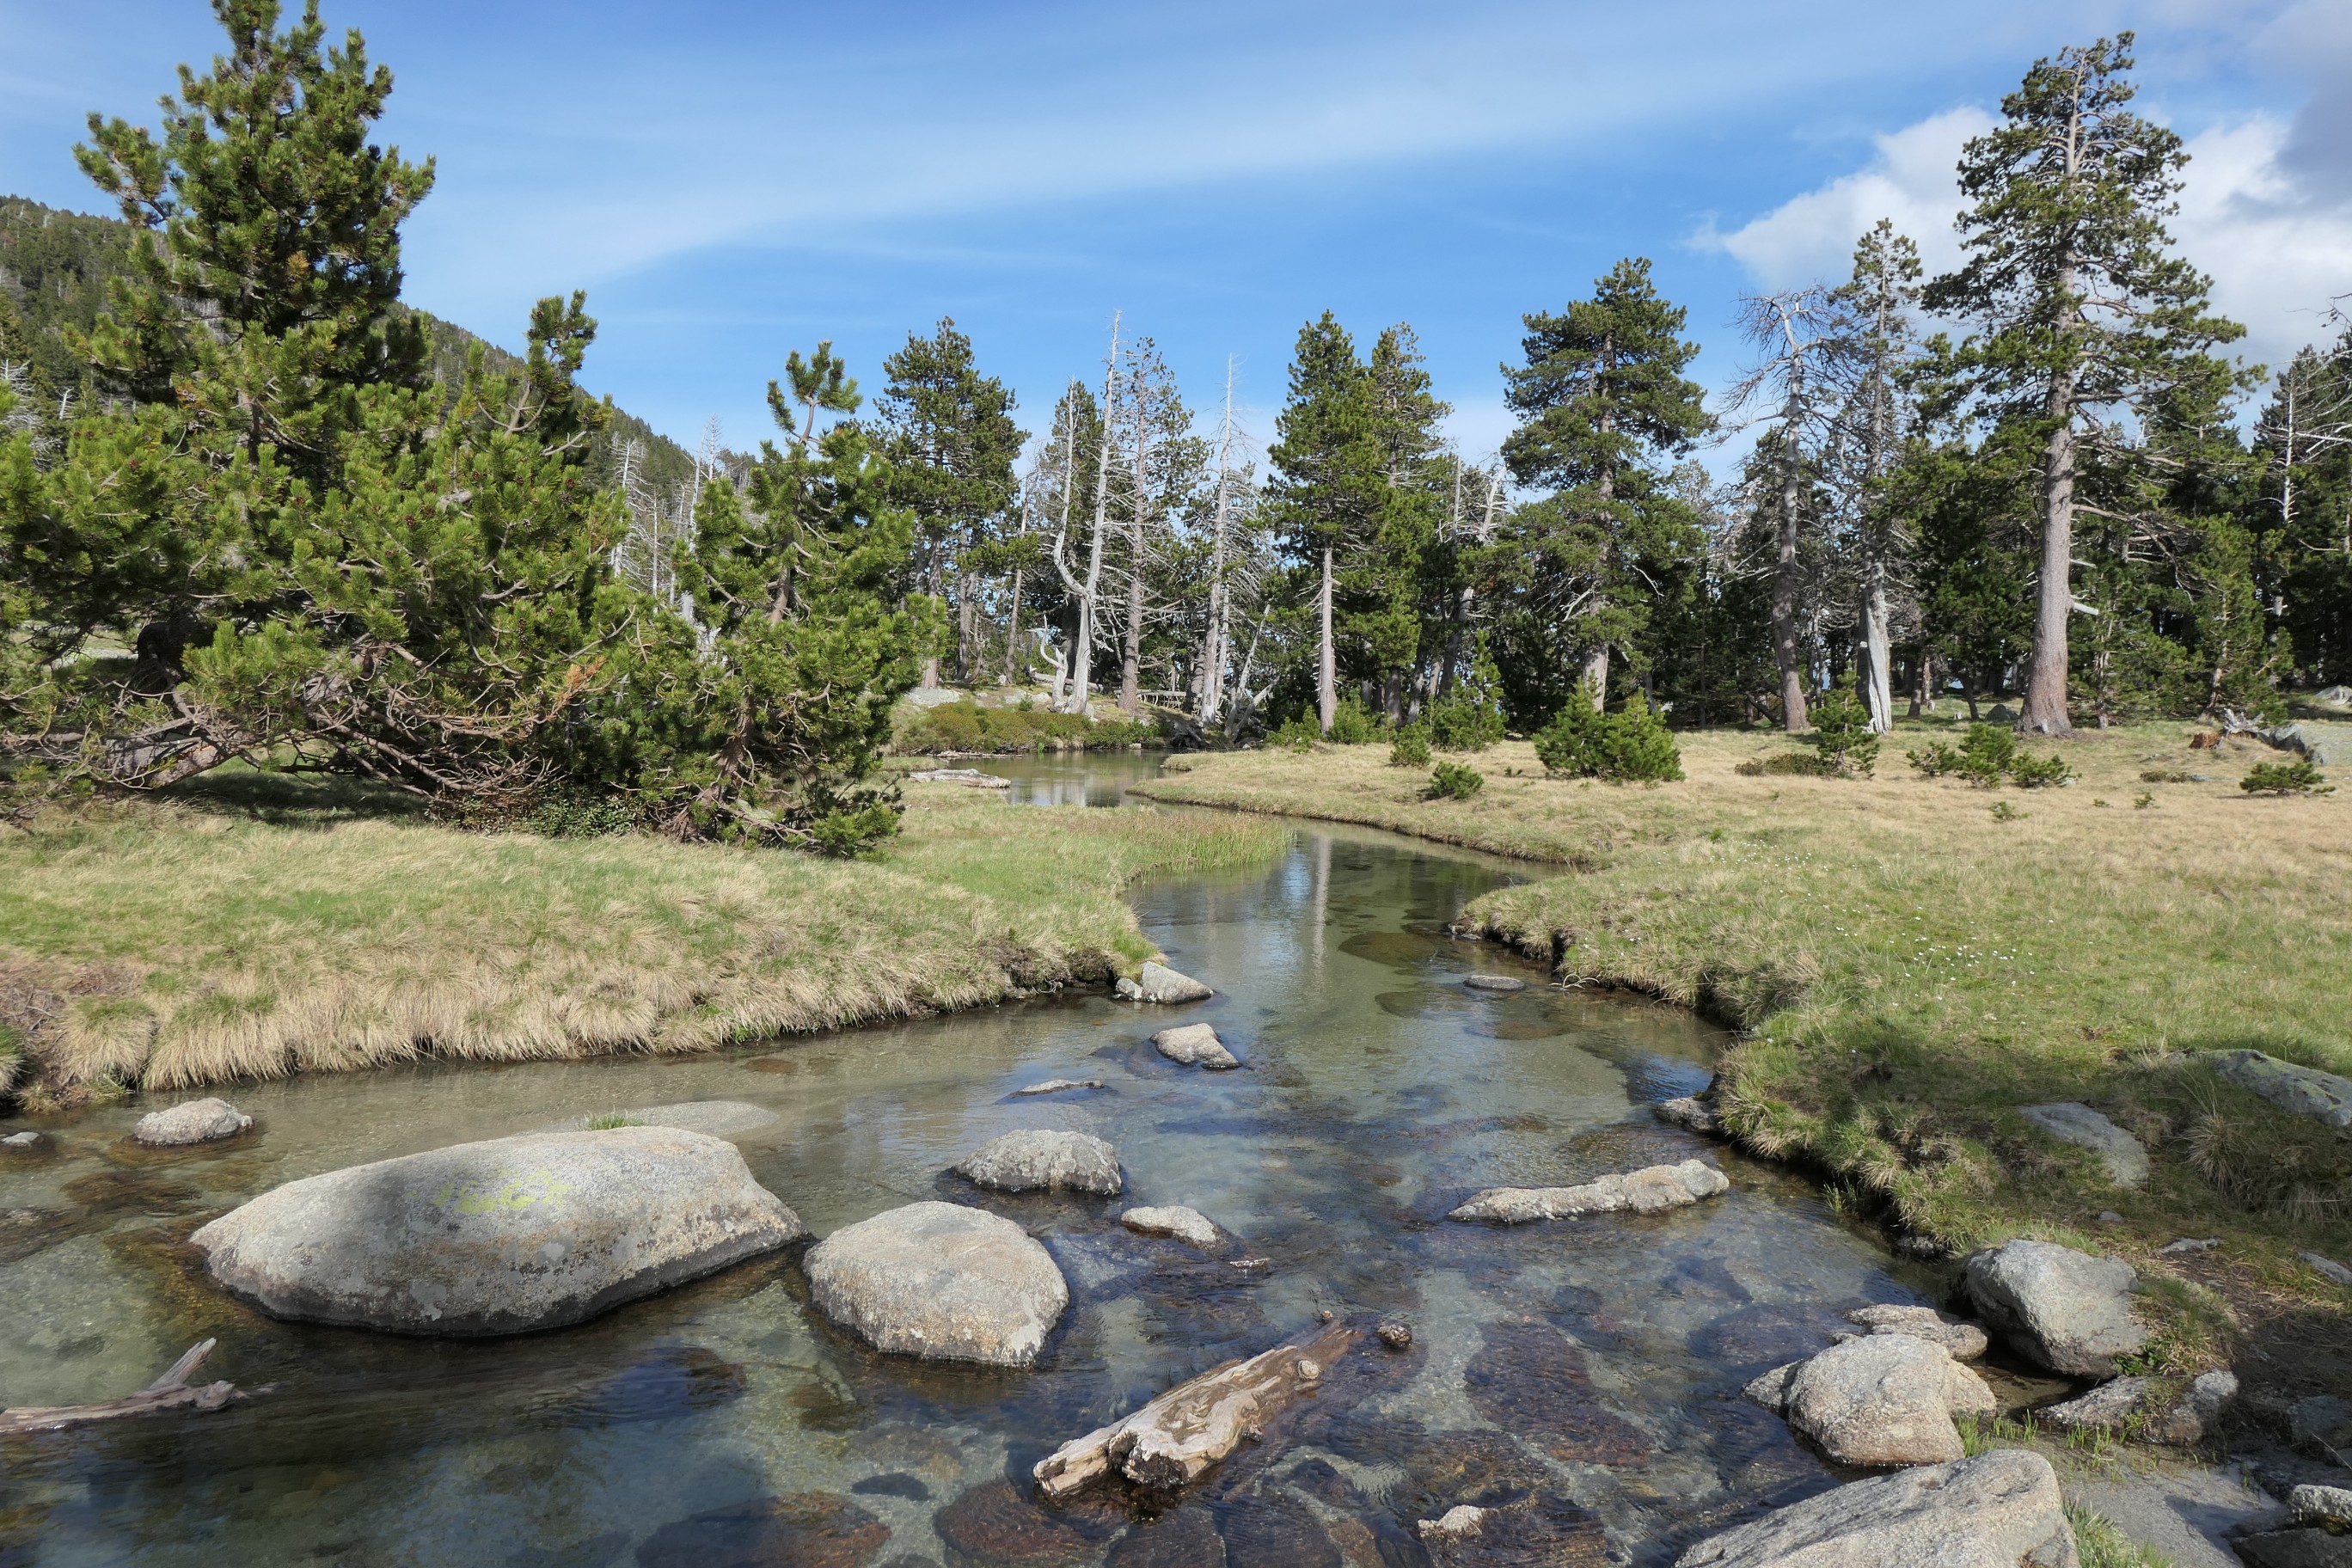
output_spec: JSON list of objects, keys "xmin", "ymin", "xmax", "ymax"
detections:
[{"xmin": 3, "ymin": 1, "xmax": 2347, "ymax": 469}]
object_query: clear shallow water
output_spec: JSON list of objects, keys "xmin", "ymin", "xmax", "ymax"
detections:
[{"xmin": 0, "ymin": 813, "xmax": 1942, "ymax": 1568}]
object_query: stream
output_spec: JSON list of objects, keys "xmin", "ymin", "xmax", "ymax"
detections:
[{"xmin": 0, "ymin": 775, "xmax": 1947, "ymax": 1567}]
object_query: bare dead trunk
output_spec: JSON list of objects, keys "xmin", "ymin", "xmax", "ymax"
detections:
[
  {"xmin": 1119, "ymin": 377, "xmax": 1148, "ymax": 714},
  {"xmin": 1859, "ymin": 563, "xmax": 1893, "ymax": 733},
  {"xmin": 1197, "ymin": 362, "xmax": 1235, "ymax": 725},
  {"xmin": 1773, "ymin": 392, "xmax": 1809, "ymax": 732},
  {"xmin": 1003, "ymin": 566, "xmax": 1024, "ymax": 686},
  {"xmin": 0, "ymin": 1340, "xmax": 260, "ymax": 1435},
  {"xmin": 1583, "ymin": 646, "xmax": 1609, "ymax": 706},
  {"xmin": 1317, "ymin": 545, "xmax": 1337, "ymax": 733}
]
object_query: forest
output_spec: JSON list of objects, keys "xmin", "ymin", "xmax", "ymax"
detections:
[{"xmin": 3, "ymin": 4, "xmax": 2349, "ymax": 854}]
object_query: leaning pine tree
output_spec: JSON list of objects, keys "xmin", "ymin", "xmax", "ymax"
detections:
[{"xmin": 1922, "ymin": 33, "xmax": 2243, "ymax": 737}]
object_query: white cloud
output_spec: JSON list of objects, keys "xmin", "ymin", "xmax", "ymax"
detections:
[{"xmin": 1708, "ymin": 103, "xmax": 2352, "ymax": 379}]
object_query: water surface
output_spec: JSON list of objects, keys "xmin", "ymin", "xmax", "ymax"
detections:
[{"xmin": 0, "ymin": 808, "xmax": 1941, "ymax": 1567}]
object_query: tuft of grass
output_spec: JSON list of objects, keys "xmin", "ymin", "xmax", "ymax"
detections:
[
  {"xmin": 1131, "ymin": 724, "xmax": 2352, "ymax": 1363},
  {"xmin": 0, "ymin": 780, "xmax": 1285, "ymax": 1102},
  {"xmin": 584, "ymin": 1112, "xmax": 641, "ymax": 1130},
  {"xmin": 2067, "ymin": 1505, "xmax": 2175, "ymax": 1568}
]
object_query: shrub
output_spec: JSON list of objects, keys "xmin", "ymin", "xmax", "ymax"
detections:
[
  {"xmin": 2139, "ymin": 768, "xmax": 2193, "ymax": 784},
  {"xmin": 527, "ymin": 789, "xmax": 639, "ymax": 838},
  {"xmin": 1326, "ymin": 695, "xmax": 1387, "ymax": 745},
  {"xmin": 1956, "ymin": 724, "xmax": 2018, "ymax": 787},
  {"xmin": 2241, "ymin": 759, "xmax": 2332, "ymax": 796},
  {"xmin": 1424, "ymin": 762, "xmax": 1484, "ymax": 800},
  {"xmin": 1426, "ymin": 695, "xmax": 1505, "ymax": 752},
  {"xmin": 1905, "ymin": 741, "xmax": 1963, "ymax": 778},
  {"xmin": 1533, "ymin": 684, "xmax": 1683, "ymax": 783},
  {"xmin": 1389, "ymin": 726, "xmax": 1432, "ymax": 768},
  {"xmin": 1736, "ymin": 752, "xmax": 1835, "ymax": 777},
  {"xmin": 1808, "ymin": 673, "xmax": 1879, "ymax": 777},
  {"xmin": 2007, "ymin": 751, "xmax": 2075, "ymax": 789},
  {"xmin": 1269, "ymin": 714, "xmax": 1321, "ymax": 751}
]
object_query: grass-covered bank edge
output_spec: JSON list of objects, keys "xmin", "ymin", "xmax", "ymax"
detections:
[
  {"xmin": 1134, "ymin": 726, "xmax": 2352, "ymax": 1393},
  {"xmin": 0, "ymin": 777, "xmax": 1288, "ymax": 1109}
]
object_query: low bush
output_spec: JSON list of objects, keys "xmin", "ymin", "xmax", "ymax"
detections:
[
  {"xmin": 2242, "ymin": 759, "xmax": 2332, "ymax": 796},
  {"xmin": 1326, "ymin": 695, "xmax": 1387, "ymax": 745},
  {"xmin": 1426, "ymin": 695, "xmax": 1505, "ymax": 752},
  {"xmin": 1808, "ymin": 674, "xmax": 1879, "ymax": 777},
  {"xmin": 1424, "ymin": 761, "xmax": 1485, "ymax": 800},
  {"xmin": 1909, "ymin": 724, "xmax": 2070, "ymax": 788},
  {"xmin": 894, "ymin": 700, "xmax": 1161, "ymax": 755},
  {"xmin": 1736, "ymin": 752, "xmax": 1836, "ymax": 778},
  {"xmin": 2006, "ymin": 751, "xmax": 2075, "ymax": 788},
  {"xmin": 1389, "ymin": 726, "xmax": 1432, "ymax": 768},
  {"xmin": 1533, "ymin": 685, "xmax": 1683, "ymax": 783}
]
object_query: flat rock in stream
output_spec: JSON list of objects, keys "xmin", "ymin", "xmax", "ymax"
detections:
[
  {"xmin": 1011, "ymin": 1078, "xmax": 1105, "ymax": 1098},
  {"xmin": 1462, "ymin": 975, "xmax": 1526, "ymax": 994},
  {"xmin": 2018, "ymin": 1102, "xmax": 2148, "ymax": 1186},
  {"xmin": 955, "ymin": 1130, "xmax": 1122, "ymax": 1195},
  {"xmin": 133, "ymin": 1098, "xmax": 251, "ymax": 1146},
  {"xmin": 190, "ymin": 1127, "xmax": 805, "ymax": 1335},
  {"xmin": 803, "ymin": 1200, "xmax": 1068, "ymax": 1368},
  {"xmin": 1744, "ymin": 1334, "xmax": 1996, "ymax": 1467},
  {"xmin": 1120, "ymin": 1205, "xmax": 1222, "ymax": 1250},
  {"xmin": 1964, "ymin": 1239, "xmax": 2147, "ymax": 1376},
  {"xmin": 1450, "ymin": 1159, "xmax": 1729, "ymax": 1223},
  {"xmin": 1673, "ymin": 1449, "xmax": 2078, "ymax": 1567},
  {"xmin": 1153, "ymin": 1024, "xmax": 1239, "ymax": 1069}
]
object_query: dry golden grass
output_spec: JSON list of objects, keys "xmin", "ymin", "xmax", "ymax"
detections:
[
  {"xmin": 0, "ymin": 779, "xmax": 1284, "ymax": 1103},
  {"xmin": 1138, "ymin": 720, "xmax": 2352, "ymax": 1377}
]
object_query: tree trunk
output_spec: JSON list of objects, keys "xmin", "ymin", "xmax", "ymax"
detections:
[
  {"xmin": 1119, "ymin": 377, "xmax": 1147, "ymax": 714},
  {"xmin": 1317, "ymin": 546, "xmax": 1337, "ymax": 733},
  {"xmin": 1583, "ymin": 645, "xmax": 1609, "ymax": 706},
  {"xmin": 1197, "ymin": 364, "xmax": 1235, "ymax": 725},
  {"xmin": 1062, "ymin": 323, "xmax": 1121, "ymax": 716},
  {"xmin": 2020, "ymin": 370, "xmax": 2079, "ymax": 736},
  {"xmin": 1003, "ymin": 566, "xmax": 1024, "ymax": 686},
  {"xmin": 1858, "ymin": 562, "xmax": 1893, "ymax": 733},
  {"xmin": 1773, "ymin": 395, "xmax": 1809, "ymax": 732}
]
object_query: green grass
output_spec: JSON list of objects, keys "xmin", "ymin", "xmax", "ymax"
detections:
[
  {"xmin": 1136, "ymin": 720, "xmax": 2352, "ymax": 1385},
  {"xmin": 0, "ymin": 776, "xmax": 1285, "ymax": 1103}
]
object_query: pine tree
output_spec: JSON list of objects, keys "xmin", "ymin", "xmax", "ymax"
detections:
[
  {"xmin": 2252, "ymin": 329, "xmax": 2352, "ymax": 683},
  {"xmin": 1922, "ymin": 34, "xmax": 2245, "ymax": 736},
  {"xmin": 1830, "ymin": 221, "xmax": 1925, "ymax": 733},
  {"xmin": 1501, "ymin": 258, "xmax": 1710, "ymax": 713},
  {"xmin": 1267, "ymin": 313, "xmax": 1383, "ymax": 733}
]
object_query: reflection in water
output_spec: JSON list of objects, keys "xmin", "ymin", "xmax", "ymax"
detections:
[
  {"xmin": 0, "ymin": 815, "xmax": 1938, "ymax": 1567},
  {"xmin": 994, "ymin": 750, "xmax": 1167, "ymax": 807}
]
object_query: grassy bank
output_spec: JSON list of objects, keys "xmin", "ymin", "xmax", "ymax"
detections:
[
  {"xmin": 1136, "ymin": 723, "xmax": 2352, "ymax": 1385},
  {"xmin": 0, "ymin": 775, "xmax": 1286, "ymax": 1106}
]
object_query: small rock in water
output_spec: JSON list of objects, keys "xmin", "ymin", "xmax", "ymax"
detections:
[
  {"xmin": 1964, "ymin": 1238, "xmax": 2147, "ymax": 1376},
  {"xmin": 1450, "ymin": 1159, "xmax": 1730, "ymax": 1223},
  {"xmin": 2018, "ymin": 1101, "xmax": 2149, "ymax": 1186},
  {"xmin": 2159, "ymin": 1236, "xmax": 2221, "ymax": 1255},
  {"xmin": 2, "ymin": 1130, "xmax": 40, "ymax": 1148},
  {"xmin": 1011, "ymin": 1078, "xmax": 1104, "ymax": 1098},
  {"xmin": 1120, "ymin": 1205, "xmax": 1222, "ymax": 1250},
  {"xmin": 1377, "ymin": 1321, "xmax": 1413, "ymax": 1350},
  {"xmin": 1152, "ymin": 1024, "xmax": 1239, "ymax": 1069},
  {"xmin": 1837, "ymin": 1303, "xmax": 1989, "ymax": 1362},
  {"xmin": 1672, "ymin": 1449, "xmax": 2072, "ymax": 1567},
  {"xmin": 955, "ymin": 1129, "xmax": 1122, "ymax": 1196},
  {"xmin": 634, "ymin": 1492, "xmax": 889, "ymax": 1568},
  {"xmin": 1133, "ymin": 961, "xmax": 1213, "ymax": 1004},
  {"xmin": 1418, "ymin": 1505, "xmax": 1486, "ymax": 1543},
  {"xmin": 1656, "ymin": 1096, "xmax": 1721, "ymax": 1133},
  {"xmin": 2301, "ymin": 1251, "xmax": 2352, "ymax": 1289},
  {"xmin": 1230, "ymin": 1256, "xmax": 1269, "ymax": 1271},
  {"xmin": 133, "ymin": 1098, "xmax": 252, "ymax": 1147},
  {"xmin": 805, "ymin": 1201, "xmax": 1069, "ymax": 1368},
  {"xmin": 1462, "ymin": 974, "xmax": 1525, "ymax": 994}
]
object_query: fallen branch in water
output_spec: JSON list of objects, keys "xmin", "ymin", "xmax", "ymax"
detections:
[
  {"xmin": 0, "ymin": 1339, "xmax": 264, "ymax": 1435},
  {"xmin": 1033, "ymin": 1320, "xmax": 1357, "ymax": 1499}
]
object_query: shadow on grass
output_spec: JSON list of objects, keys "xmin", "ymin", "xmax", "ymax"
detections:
[{"xmin": 156, "ymin": 765, "xmax": 427, "ymax": 830}]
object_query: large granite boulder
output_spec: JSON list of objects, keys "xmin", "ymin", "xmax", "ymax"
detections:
[
  {"xmin": 2018, "ymin": 1103, "xmax": 2148, "ymax": 1186},
  {"xmin": 1744, "ymin": 1334, "xmax": 1997, "ymax": 1467},
  {"xmin": 1964, "ymin": 1240, "xmax": 2147, "ymax": 1376},
  {"xmin": 803, "ymin": 1200, "xmax": 1068, "ymax": 1368},
  {"xmin": 1152, "ymin": 1024, "xmax": 1239, "ymax": 1069},
  {"xmin": 1674, "ymin": 1449, "xmax": 2078, "ymax": 1567},
  {"xmin": 134, "ymin": 1098, "xmax": 252, "ymax": 1146},
  {"xmin": 1450, "ymin": 1160, "xmax": 1728, "ymax": 1223},
  {"xmin": 2198, "ymin": 1050, "xmax": 2352, "ymax": 1129},
  {"xmin": 956, "ymin": 1130, "xmax": 1122, "ymax": 1195},
  {"xmin": 190, "ymin": 1127, "xmax": 804, "ymax": 1335}
]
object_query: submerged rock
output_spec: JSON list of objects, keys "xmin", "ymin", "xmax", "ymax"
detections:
[
  {"xmin": 1119, "ymin": 961, "xmax": 1213, "ymax": 1004},
  {"xmin": 2198, "ymin": 1049, "xmax": 2352, "ymax": 1128},
  {"xmin": 1011, "ymin": 1079, "xmax": 1105, "ymax": 1098},
  {"xmin": 190, "ymin": 1127, "xmax": 804, "ymax": 1335},
  {"xmin": 2018, "ymin": 1102, "xmax": 2148, "ymax": 1186},
  {"xmin": 1152, "ymin": 1024, "xmax": 1239, "ymax": 1070},
  {"xmin": 956, "ymin": 1130, "xmax": 1122, "ymax": 1196},
  {"xmin": 133, "ymin": 1098, "xmax": 251, "ymax": 1147},
  {"xmin": 634, "ymin": 1491, "xmax": 888, "ymax": 1568},
  {"xmin": 1450, "ymin": 1159, "xmax": 1729, "ymax": 1222},
  {"xmin": 804, "ymin": 1200, "xmax": 1067, "ymax": 1368},
  {"xmin": 1673, "ymin": 1449, "xmax": 2077, "ymax": 1567},
  {"xmin": 1416, "ymin": 1494, "xmax": 1612, "ymax": 1566},
  {"xmin": 1743, "ymin": 1334, "xmax": 1996, "ymax": 1467},
  {"xmin": 1120, "ymin": 1205, "xmax": 1222, "ymax": 1250},
  {"xmin": 1835, "ymin": 1303, "xmax": 1990, "ymax": 1362},
  {"xmin": 1964, "ymin": 1239, "xmax": 2147, "ymax": 1376},
  {"xmin": 2, "ymin": 1130, "xmax": 40, "ymax": 1148}
]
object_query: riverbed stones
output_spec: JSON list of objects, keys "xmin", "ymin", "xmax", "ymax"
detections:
[
  {"xmin": 2018, "ymin": 1102, "xmax": 2148, "ymax": 1186},
  {"xmin": 1835, "ymin": 1303, "xmax": 1990, "ymax": 1362},
  {"xmin": 1120, "ymin": 1205, "xmax": 1221, "ymax": 1249},
  {"xmin": 189, "ymin": 1127, "xmax": 805, "ymax": 1335},
  {"xmin": 634, "ymin": 1492, "xmax": 889, "ymax": 1568},
  {"xmin": 1462, "ymin": 974, "xmax": 1526, "ymax": 994},
  {"xmin": 1152, "ymin": 1024, "xmax": 1239, "ymax": 1069},
  {"xmin": 2197, "ymin": 1049, "xmax": 2352, "ymax": 1128},
  {"xmin": 804, "ymin": 1201, "xmax": 1068, "ymax": 1368},
  {"xmin": 1449, "ymin": 1159, "xmax": 1729, "ymax": 1223},
  {"xmin": 2037, "ymin": 1369, "xmax": 2237, "ymax": 1445},
  {"xmin": 1012, "ymin": 1079, "xmax": 1104, "ymax": 1097},
  {"xmin": 1673, "ymin": 1449, "xmax": 2077, "ymax": 1568},
  {"xmin": 132, "ymin": 1098, "xmax": 251, "ymax": 1147},
  {"xmin": 1964, "ymin": 1239, "xmax": 2147, "ymax": 1376},
  {"xmin": 955, "ymin": 1130, "xmax": 1122, "ymax": 1196},
  {"xmin": 1118, "ymin": 961, "xmax": 1212, "ymax": 1004},
  {"xmin": 1657, "ymin": 1096, "xmax": 1722, "ymax": 1133},
  {"xmin": 1743, "ymin": 1334, "xmax": 1997, "ymax": 1467}
]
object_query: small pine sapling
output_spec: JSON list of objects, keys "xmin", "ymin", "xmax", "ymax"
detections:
[
  {"xmin": 2006, "ymin": 751, "xmax": 2075, "ymax": 788},
  {"xmin": 1424, "ymin": 762, "xmax": 1485, "ymax": 800},
  {"xmin": 1533, "ymin": 682, "xmax": 1683, "ymax": 783},
  {"xmin": 1957, "ymin": 724, "xmax": 2018, "ymax": 787},
  {"xmin": 1809, "ymin": 673, "xmax": 1879, "ymax": 777},
  {"xmin": 2240, "ymin": 759, "xmax": 2331, "ymax": 796},
  {"xmin": 1389, "ymin": 726, "xmax": 1432, "ymax": 767}
]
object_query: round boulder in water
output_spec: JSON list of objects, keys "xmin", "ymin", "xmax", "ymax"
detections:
[
  {"xmin": 188, "ymin": 1127, "xmax": 805, "ymax": 1336},
  {"xmin": 956, "ymin": 1129, "xmax": 1122, "ymax": 1195},
  {"xmin": 805, "ymin": 1201, "xmax": 1069, "ymax": 1367},
  {"xmin": 1462, "ymin": 975, "xmax": 1527, "ymax": 994},
  {"xmin": 134, "ymin": 1098, "xmax": 252, "ymax": 1146}
]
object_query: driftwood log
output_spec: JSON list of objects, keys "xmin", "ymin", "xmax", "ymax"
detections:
[
  {"xmin": 1034, "ymin": 1322, "xmax": 1357, "ymax": 1499},
  {"xmin": 0, "ymin": 1339, "xmax": 260, "ymax": 1435}
]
